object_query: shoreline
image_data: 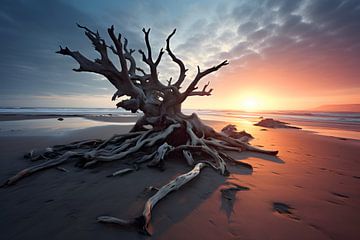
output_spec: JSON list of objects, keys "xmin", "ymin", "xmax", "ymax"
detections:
[
  {"xmin": 0, "ymin": 114, "xmax": 139, "ymax": 122},
  {"xmin": 0, "ymin": 113, "xmax": 359, "ymax": 141}
]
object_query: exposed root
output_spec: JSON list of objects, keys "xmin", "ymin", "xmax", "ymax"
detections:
[
  {"xmin": 136, "ymin": 152, "xmax": 157, "ymax": 164},
  {"xmin": 98, "ymin": 162, "xmax": 208, "ymax": 235},
  {"xmin": 214, "ymin": 132, "xmax": 279, "ymax": 155},
  {"xmin": 219, "ymin": 152, "xmax": 253, "ymax": 170},
  {"xmin": 3, "ymin": 151, "xmax": 81, "ymax": 186},
  {"xmin": 147, "ymin": 142, "xmax": 173, "ymax": 169},
  {"xmin": 85, "ymin": 123, "xmax": 181, "ymax": 166},
  {"xmin": 182, "ymin": 150, "xmax": 194, "ymax": 166},
  {"xmin": 2, "ymin": 115, "xmax": 279, "ymax": 235}
]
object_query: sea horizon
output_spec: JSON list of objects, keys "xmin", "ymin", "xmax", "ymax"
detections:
[
  {"xmin": 1, "ymin": 106, "xmax": 359, "ymax": 140},
  {"xmin": 1, "ymin": 106, "xmax": 359, "ymax": 121}
]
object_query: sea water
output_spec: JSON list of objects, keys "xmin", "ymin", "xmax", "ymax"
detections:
[{"xmin": 0, "ymin": 107, "xmax": 359, "ymax": 139}]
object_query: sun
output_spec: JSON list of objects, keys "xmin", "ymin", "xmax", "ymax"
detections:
[{"xmin": 241, "ymin": 97, "xmax": 259, "ymax": 111}]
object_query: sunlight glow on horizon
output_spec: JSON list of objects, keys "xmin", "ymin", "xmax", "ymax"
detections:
[{"xmin": 241, "ymin": 97, "xmax": 259, "ymax": 112}]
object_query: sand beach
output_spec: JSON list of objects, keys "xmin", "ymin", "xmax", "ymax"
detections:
[{"xmin": 0, "ymin": 113, "xmax": 359, "ymax": 240}]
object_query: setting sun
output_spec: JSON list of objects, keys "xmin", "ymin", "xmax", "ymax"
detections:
[{"xmin": 241, "ymin": 97, "xmax": 259, "ymax": 111}]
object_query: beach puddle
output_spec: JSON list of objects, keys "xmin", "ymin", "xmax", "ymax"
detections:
[{"xmin": 0, "ymin": 117, "xmax": 135, "ymax": 136}]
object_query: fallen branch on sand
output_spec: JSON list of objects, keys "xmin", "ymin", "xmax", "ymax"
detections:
[{"xmin": 98, "ymin": 162, "xmax": 208, "ymax": 235}]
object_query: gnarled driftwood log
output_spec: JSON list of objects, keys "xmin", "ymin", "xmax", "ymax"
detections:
[{"xmin": 2, "ymin": 25, "xmax": 278, "ymax": 235}]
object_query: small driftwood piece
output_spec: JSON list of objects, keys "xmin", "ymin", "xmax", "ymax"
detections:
[
  {"xmin": 56, "ymin": 167, "xmax": 69, "ymax": 172},
  {"xmin": 107, "ymin": 167, "xmax": 135, "ymax": 177}
]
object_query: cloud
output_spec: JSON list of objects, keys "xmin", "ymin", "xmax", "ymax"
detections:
[
  {"xmin": 0, "ymin": 0, "xmax": 359, "ymax": 108},
  {"xmin": 210, "ymin": 0, "xmax": 360, "ymax": 87}
]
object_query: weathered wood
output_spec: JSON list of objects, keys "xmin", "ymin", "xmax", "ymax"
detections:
[
  {"xmin": 147, "ymin": 142, "xmax": 173, "ymax": 168},
  {"xmin": 98, "ymin": 162, "xmax": 207, "ymax": 235},
  {"xmin": 107, "ymin": 167, "xmax": 135, "ymax": 177},
  {"xmin": 2, "ymin": 151, "xmax": 80, "ymax": 186}
]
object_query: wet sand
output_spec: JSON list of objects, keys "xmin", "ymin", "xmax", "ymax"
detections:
[{"xmin": 0, "ymin": 115, "xmax": 359, "ymax": 239}]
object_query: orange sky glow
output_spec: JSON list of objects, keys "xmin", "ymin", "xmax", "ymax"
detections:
[
  {"xmin": 183, "ymin": 53, "xmax": 360, "ymax": 111},
  {"xmin": 1, "ymin": 0, "xmax": 359, "ymax": 111}
]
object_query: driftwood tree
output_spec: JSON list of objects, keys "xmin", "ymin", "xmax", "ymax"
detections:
[{"xmin": 3, "ymin": 25, "xmax": 278, "ymax": 235}]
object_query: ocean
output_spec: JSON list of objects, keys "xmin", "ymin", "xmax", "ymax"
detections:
[
  {"xmin": 0, "ymin": 107, "xmax": 359, "ymax": 140},
  {"xmin": 1, "ymin": 107, "xmax": 359, "ymax": 126}
]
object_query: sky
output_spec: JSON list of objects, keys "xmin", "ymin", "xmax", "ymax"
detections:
[{"xmin": 0, "ymin": 0, "xmax": 359, "ymax": 111}]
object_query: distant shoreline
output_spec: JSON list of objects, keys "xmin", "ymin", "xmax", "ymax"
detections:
[
  {"xmin": 0, "ymin": 114, "xmax": 138, "ymax": 122},
  {"xmin": 0, "ymin": 111, "xmax": 359, "ymax": 141}
]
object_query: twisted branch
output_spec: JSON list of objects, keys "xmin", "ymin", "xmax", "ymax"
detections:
[{"xmin": 166, "ymin": 29, "xmax": 187, "ymax": 88}]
